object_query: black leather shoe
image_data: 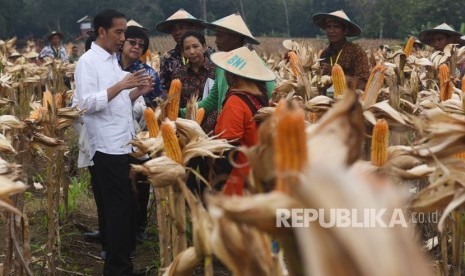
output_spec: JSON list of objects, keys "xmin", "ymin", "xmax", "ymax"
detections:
[
  {"xmin": 83, "ymin": 230, "xmax": 101, "ymax": 241},
  {"xmin": 100, "ymin": 250, "xmax": 107, "ymax": 260}
]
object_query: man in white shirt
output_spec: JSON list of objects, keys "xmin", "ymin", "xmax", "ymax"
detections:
[{"xmin": 74, "ymin": 9, "xmax": 153, "ymax": 275}]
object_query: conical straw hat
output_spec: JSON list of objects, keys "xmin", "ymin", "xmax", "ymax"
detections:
[
  {"xmin": 127, "ymin": 19, "xmax": 149, "ymax": 32},
  {"xmin": 203, "ymin": 13, "xmax": 260, "ymax": 45},
  {"xmin": 418, "ymin": 23, "xmax": 462, "ymax": 45},
  {"xmin": 155, "ymin": 9, "xmax": 205, "ymax": 33},
  {"xmin": 8, "ymin": 50, "xmax": 21, "ymax": 58},
  {"xmin": 210, "ymin": 46, "xmax": 276, "ymax": 82},
  {"xmin": 312, "ymin": 10, "xmax": 362, "ymax": 37},
  {"xmin": 23, "ymin": 50, "xmax": 39, "ymax": 59}
]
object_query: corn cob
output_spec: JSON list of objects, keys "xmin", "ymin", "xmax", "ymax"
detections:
[
  {"xmin": 287, "ymin": 51, "xmax": 301, "ymax": 78},
  {"xmin": 454, "ymin": 152, "xmax": 465, "ymax": 159},
  {"xmin": 43, "ymin": 90, "xmax": 55, "ymax": 111},
  {"xmin": 166, "ymin": 79, "xmax": 182, "ymax": 121},
  {"xmin": 362, "ymin": 63, "xmax": 386, "ymax": 106},
  {"xmin": 404, "ymin": 37, "xmax": 415, "ymax": 57},
  {"xmin": 274, "ymin": 101, "xmax": 307, "ymax": 195},
  {"xmin": 196, "ymin": 108, "xmax": 205, "ymax": 125},
  {"xmin": 309, "ymin": 112, "xmax": 317, "ymax": 124},
  {"xmin": 161, "ymin": 120, "xmax": 182, "ymax": 164},
  {"xmin": 144, "ymin": 107, "xmax": 159, "ymax": 138},
  {"xmin": 331, "ymin": 64, "xmax": 346, "ymax": 97},
  {"xmin": 371, "ymin": 119, "xmax": 389, "ymax": 167},
  {"xmin": 54, "ymin": 93, "xmax": 63, "ymax": 109},
  {"xmin": 439, "ymin": 64, "xmax": 453, "ymax": 101}
]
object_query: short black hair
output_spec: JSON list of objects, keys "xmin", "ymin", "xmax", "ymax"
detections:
[
  {"xmin": 85, "ymin": 34, "xmax": 96, "ymax": 51},
  {"xmin": 93, "ymin": 9, "xmax": 126, "ymax": 35},
  {"xmin": 180, "ymin": 30, "xmax": 206, "ymax": 49},
  {"xmin": 125, "ymin": 26, "xmax": 149, "ymax": 54}
]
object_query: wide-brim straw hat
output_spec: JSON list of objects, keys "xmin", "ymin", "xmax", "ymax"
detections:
[
  {"xmin": 155, "ymin": 9, "xmax": 205, "ymax": 33},
  {"xmin": 23, "ymin": 50, "xmax": 39, "ymax": 59},
  {"xmin": 203, "ymin": 13, "xmax": 260, "ymax": 45},
  {"xmin": 418, "ymin": 23, "xmax": 462, "ymax": 45},
  {"xmin": 48, "ymin": 31, "xmax": 64, "ymax": 41},
  {"xmin": 282, "ymin": 39, "xmax": 299, "ymax": 51},
  {"xmin": 312, "ymin": 10, "xmax": 362, "ymax": 37},
  {"xmin": 127, "ymin": 19, "xmax": 149, "ymax": 32},
  {"xmin": 8, "ymin": 50, "xmax": 21, "ymax": 58},
  {"xmin": 210, "ymin": 46, "xmax": 276, "ymax": 82}
]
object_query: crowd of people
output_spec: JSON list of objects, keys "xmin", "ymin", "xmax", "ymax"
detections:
[{"xmin": 6, "ymin": 6, "xmax": 465, "ymax": 275}]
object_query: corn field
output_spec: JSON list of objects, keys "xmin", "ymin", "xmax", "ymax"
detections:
[{"xmin": 1, "ymin": 34, "xmax": 465, "ymax": 275}]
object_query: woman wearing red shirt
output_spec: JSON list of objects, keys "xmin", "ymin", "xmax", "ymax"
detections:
[{"xmin": 210, "ymin": 46, "xmax": 276, "ymax": 195}]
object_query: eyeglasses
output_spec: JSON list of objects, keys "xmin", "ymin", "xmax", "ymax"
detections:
[{"xmin": 126, "ymin": 39, "xmax": 145, "ymax": 48}]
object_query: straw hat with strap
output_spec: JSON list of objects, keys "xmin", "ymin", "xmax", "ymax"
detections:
[
  {"xmin": 312, "ymin": 10, "xmax": 362, "ymax": 37},
  {"xmin": 203, "ymin": 13, "xmax": 260, "ymax": 45},
  {"xmin": 418, "ymin": 23, "xmax": 463, "ymax": 45},
  {"xmin": 210, "ymin": 46, "xmax": 276, "ymax": 82},
  {"xmin": 155, "ymin": 9, "xmax": 205, "ymax": 33}
]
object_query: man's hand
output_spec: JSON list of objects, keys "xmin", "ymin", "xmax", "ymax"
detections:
[
  {"xmin": 119, "ymin": 69, "xmax": 152, "ymax": 90},
  {"xmin": 107, "ymin": 69, "xmax": 153, "ymax": 101},
  {"xmin": 130, "ymin": 76, "xmax": 155, "ymax": 101}
]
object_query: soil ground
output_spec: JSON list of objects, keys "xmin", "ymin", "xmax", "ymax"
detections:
[{"xmin": 0, "ymin": 171, "xmax": 230, "ymax": 275}]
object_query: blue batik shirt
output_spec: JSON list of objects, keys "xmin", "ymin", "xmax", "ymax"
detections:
[
  {"xmin": 117, "ymin": 53, "xmax": 163, "ymax": 106},
  {"xmin": 39, "ymin": 45, "xmax": 68, "ymax": 61}
]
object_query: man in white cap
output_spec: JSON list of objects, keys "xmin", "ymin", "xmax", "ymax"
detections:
[
  {"xmin": 39, "ymin": 31, "xmax": 68, "ymax": 61},
  {"xmin": 156, "ymin": 9, "xmax": 212, "ymax": 91},
  {"xmin": 418, "ymin": 23, "xmax": 462, "ymax": 52},
  {"xmin": 313, "ymin": 10, "xmax": 369, "ymax": 91},
  {"xmin": 185, "ymin": 13, "xmax": 274, "ymax": 118}
]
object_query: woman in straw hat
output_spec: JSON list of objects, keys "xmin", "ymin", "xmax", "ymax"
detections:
[
  {"xmin": 156, "ymin": 9, "xmax": 213, "ymax": 92},
  {"xmin": 313, "ymin": 10, "xmax": 369, "ymax": 91},
  {"xmin": 181, "ymin": 13, "xmax": 275, "ymax": 120},
  {"xmin": 39, "ymin": 31, "xmax": 68, "ymax": 62},
  {"xmin": 211, "ymin": 46, "xmax": 276, "ymax": 196},
  {"xmin": 418, "ymin": 23, "xmax": 462, "ymax": 52}
]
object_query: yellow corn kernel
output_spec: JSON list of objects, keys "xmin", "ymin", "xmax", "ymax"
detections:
[
  {"xmin": 144, "ymin": 107, "xmax": 159, "ymax": 138},
  {"xmin": 196, "ymin": 108, "xmax": 205, "ymax": 125},
  {"xmin": 362, "ymin": 63, "xmax": 386, "ymax": 106},
  {"xmin": 439, "ymin": 64, "xmax": 453, "ymax": 101},
  {"xmin": 371, "ymin": 119, "xmax": 389, "ymax": 167},
  {"xmin": 404, "ymin": 37, "xmax": 415, "ymax": 57},
  {"xmin": 331, "ymin": 64, "xmax": 346, "ymax": 97},
  {"xmin": 274, "ymin": 100, "xmax": 307, "ymax": 195},
  {"xmin": 161, "ymin": 120, "xmax": 182, "ymax": 164},
  {"xmin": 166, "ymin": 79, "xmax": 182, "ymax": 121},
  {"xmin": 287, "ymin": 51, "xmax": 301, "ymax": 78}
]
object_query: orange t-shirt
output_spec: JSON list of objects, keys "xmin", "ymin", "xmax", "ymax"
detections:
[{"xmin": 214, "ymin": 94, "xmax": 259, "ymax": 195}]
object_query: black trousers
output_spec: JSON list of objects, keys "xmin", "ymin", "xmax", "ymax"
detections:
[
  {"xmin": 88, "ymin": 165, "xmax": 106, "ymax": 250},
  {"xmin": 93, "ymin": 151, "xmax": 136, "ymax": 276},
  {"xmin": 136, "ymin": 182, "xmax": 149, "ymax": 232}
]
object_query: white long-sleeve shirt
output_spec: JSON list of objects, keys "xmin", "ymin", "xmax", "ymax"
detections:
[{"xmin": 74, "ymin": 42, "xmax": 135, "ymax": 158}]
